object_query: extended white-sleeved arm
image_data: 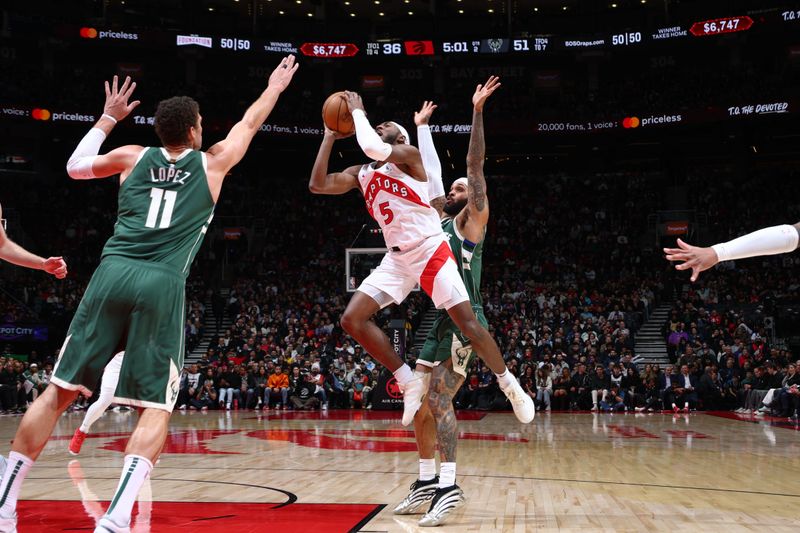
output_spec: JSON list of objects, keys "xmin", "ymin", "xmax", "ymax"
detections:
[
  {"xmin": 351, "ymin": 109, "xmax": 392, "ymax": 162},
  {"xmin": 417, "ymin": 124, "xmax": 444, "ymax": 200},
  {"xmin": 712, "ymin": 224, "xmax": 799, "ymax": 262},
  {"xmin": 66, "ymin": 128, "xmax": 107, "ymax": 179}
]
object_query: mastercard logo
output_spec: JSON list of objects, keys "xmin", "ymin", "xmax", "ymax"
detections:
[
  {"xmin": 31, "ymin": 108, "xmax": 51, "ymax": 121},
  {"xmin": 79, "ymin": 27, "xmax": 98, "ymax": 38},
  {"xmin": 622, "ymin": 116, "xmax": 640, "ymax": 129}
]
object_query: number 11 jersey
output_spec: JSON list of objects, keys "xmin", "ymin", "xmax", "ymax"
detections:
[{"xmin": 102, "ymin": 147, "xmax": 215, "ymax": 277}]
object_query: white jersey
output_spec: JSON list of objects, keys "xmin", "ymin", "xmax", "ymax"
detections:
[{"xmin": 358, "ymin": 162, "xmax": 442, "ymax": 250}]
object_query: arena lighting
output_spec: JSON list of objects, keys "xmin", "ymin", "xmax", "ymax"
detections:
[
  {"xmin": 350, "ymin": 12, "xmax": 355, "ymax": 16},
  {"xmin": 379, "ymin": 11, "xmax": 384, "ymax": 15},
  {"xmin": 488, "ymin": 8, "xmax": 494, "ymax": 12},
  {"xmin": 458, "ymin": 9, "xmax": 464, "ymax": 13}
]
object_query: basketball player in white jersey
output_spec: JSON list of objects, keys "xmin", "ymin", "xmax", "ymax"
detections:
[
  {"xmin": 68, "ymin": 352, "xmax": 125, "ymax": 455},
  {"xmin": 664, "ymin": 224, "xmax": 800, "ymax": 281},
  {"xmin": 309, "ymin": 92, "xmax": 533, "ymax": 427},
  {"xmin": 0, "ymin": 204, "xmax": 67, "ymax": 278}
]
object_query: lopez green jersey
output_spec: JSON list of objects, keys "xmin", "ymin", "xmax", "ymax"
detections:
[
  {"xmin": 101, "ymin": 148, "xmax": 215, "ymax": 276},
  {"xmin": 441, "ymin": 216, "xmax": 484, "ymax": 306}
]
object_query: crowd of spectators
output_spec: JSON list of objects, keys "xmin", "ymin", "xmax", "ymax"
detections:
[{"xmin": 2, "ymin": 151, "xmax": 800, "ymax": 419}]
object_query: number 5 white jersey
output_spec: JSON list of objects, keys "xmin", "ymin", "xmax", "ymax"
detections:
[{"xmin": 358, "ymin": 162, "xmax": 442, "ymax": 250}]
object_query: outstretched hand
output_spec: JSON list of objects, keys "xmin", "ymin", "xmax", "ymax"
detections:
[
  {"xmin": 472, "ymin": 76, "xmax": 501, "ymax": 112},
  {"xmin": 267, "ymin": 55, "xmax": 299, "ymax": 93},
  {"xmin": 103, "ymin": 75, "xmax": 140, "ymax": 122},
  {"xmin": 414, "ymin": 101, "xmax": 437, "ymax": 126},
  {"xmin": 42, "ymin": 257, "xmax": 67, "ymax": 279},
  {"xmin": 663, "ymin": 238, "xmax": 719, "ymax": 282}
]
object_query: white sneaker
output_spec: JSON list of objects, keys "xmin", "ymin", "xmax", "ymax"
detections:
[
  {"xmin": 322, "ymin": 403, "xmax": 328, "ymax": 410},
  {"xmin": 393, "ymin": 476, "xmax": 439, "ymax": 515},
  {"xmin": 0, "ymin": 514, "xmax": 17, "ymax": 533},
  {"xmin": 418, "ymin": 484, "xmax": 466, "ymax": 527},
  {"xmin": 500, "ymin": 379, "xmax": 535, "ymax": 423},
  {"xmin": 400, "ymin": 372, "xmax": 430, "ymax": 426},
  {"xmin": 95, "ymin": 516, "xmax": 130, "ymax": 533}
]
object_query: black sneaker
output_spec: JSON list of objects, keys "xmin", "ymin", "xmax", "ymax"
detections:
[
  {"xmin": 418, "ymin": 484, "xmax": 465, "ymax": 526},
  {"xmin": 393, "ymin": 476, "xmax": 440, "ymax": 515}
]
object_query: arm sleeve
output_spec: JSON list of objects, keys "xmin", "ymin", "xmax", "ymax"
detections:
[
  {"xmin": 712, "ymin": 224, "xmax": 799, "ymax": 262},
  {"xmin": 417, "ymin": 124, "xmax": 445, "ymax": 200},
  {"xmin": 66, "ymin": 128, "xmax": 106, "ymax": 179},
  {"xmin": 352, "ymin": 109, "xmax": 393, "ymax": 161}
]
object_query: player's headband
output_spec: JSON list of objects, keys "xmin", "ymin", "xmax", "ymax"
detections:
[
  {"xmin": 452, "ymin": 177, "xmax": 469, "ymax": 189},
  {"xmin": 389, "ymin": 122, "xmax": 411, "ymax": 145}
]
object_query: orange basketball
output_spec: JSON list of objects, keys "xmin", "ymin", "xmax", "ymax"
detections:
[{"xmin": 322, "ymin": 92, "xmax": 354, "ymax": 134}]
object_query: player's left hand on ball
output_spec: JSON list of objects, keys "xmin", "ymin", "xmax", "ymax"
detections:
[
  {"xmin": 42, "ymin": 257, "xmax": 67, "ymax": 279},
  {"xmin": 343, "ymin": 91, "xmax": 365, "ymax": 113},
  {"xmin": 414, "ymin": 101, "xmax": 437, "ymax": 126},
  {"xmin": 324, "ymin": 126, "xmax": 353, "ymax": 140},
  {"xmin": 663, "ymin": 238, "xmax": 719, "ymax": 282},
  {"xmin": 103, "ymin": 75, "xmax": 141, "ymax": 122},
  {"xmin": 472, "ymin": 76, "xmax": 501, "ymax": 111}
]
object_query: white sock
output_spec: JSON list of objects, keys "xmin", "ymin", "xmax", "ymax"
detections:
[
  {"xmin": 393, "ymin": 364, "xmax": 414, "ymax": 386},
  {"xmin": 103, "ymin": 455, "xmax": 153, "ymax": 527},
  {"xmin": 495, "ymin": 369, "xmax": 514, "ymax": 389},
  {"xmin": 419, "ymin": 458, "xmax": 436, "ymax": 482},
  {"xmin": 80, "ymin": 399, "xmax": 111, "ymax": 434},
  {"xmin": 439, "ymin": 462, "xmax": 456, "ymax": 488},
  {"xmin": 0, "ymin": 451, "xmax": 34, "ymax": 517},
  {"xmin": 684, "ymin": 403, "xmax": 689, "ymax": 409}
]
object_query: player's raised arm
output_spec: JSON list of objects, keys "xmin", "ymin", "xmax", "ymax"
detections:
[
  {"xmin": 464, "ymin": 76, "xmax": 500, "ymax": 226},
  {"xmin": 415, "ymin": 101, "xmax": 446, "ymax": 216},
  {"xmin": 207, "ymin": 55, "xmax": 299, "ymax": 177},
  {"xmin": 342, "ymin": 91, "xmax": 426, "ymax": 178},
  {"xmin": 664, "ymin": 224, "xmax": 800, "ymax": 282},
  {"xmin": 0, "ymin": 205, "xmax": 67, "ymax": 278},
  {"xmin": 66, "ymin": 75, "xmax": 144, "ymax": 180},
  {"xmin": 308, "ymin": 128, "xmax": 360, "ymax": 195}
]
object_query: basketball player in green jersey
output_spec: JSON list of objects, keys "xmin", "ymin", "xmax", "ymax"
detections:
[
  {"xmin": 395, "ymin": 77, "xmax": 512, "ymax": 527},
  {"xmin": 0, "ymin": 55, "xmax": 298, "ymax": 533}
]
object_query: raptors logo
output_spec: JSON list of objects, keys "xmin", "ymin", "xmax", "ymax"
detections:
[{"xmin": 386, "ymin": 376, "xmax": 402, "ymax": 399}]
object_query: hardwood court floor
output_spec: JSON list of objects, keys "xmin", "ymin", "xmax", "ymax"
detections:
[{"xmin": 0, "ymin": 408, "xmax": 799, "ymax": 532}]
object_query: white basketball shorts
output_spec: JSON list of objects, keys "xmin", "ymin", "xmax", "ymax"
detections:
[{"xmin": 358, "ymin": 235, "xmax": 469, "ymax": 311}]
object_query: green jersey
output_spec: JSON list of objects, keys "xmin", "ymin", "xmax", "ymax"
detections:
[
  {"xmin": 102, "ymin": 148, "xmax": 215, "ymax": 277},
  {"xmin": 441, "ymin": 216, "xmax": 484, "ymax": 306}
]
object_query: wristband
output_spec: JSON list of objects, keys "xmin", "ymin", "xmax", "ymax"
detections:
[{"xmin": 101, "ymin": 113, "xmax": 118, "ymax": 124}]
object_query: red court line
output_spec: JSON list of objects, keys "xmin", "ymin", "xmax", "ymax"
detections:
[{"xmin": 16, "ymin": 501, "xmax": 382, "ymax": 533}]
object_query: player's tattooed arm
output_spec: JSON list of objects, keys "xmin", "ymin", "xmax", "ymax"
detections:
[
  {"xmin": 465, "ymin": 77, "xmax": 500, "ymax": 225},
  {"xmin": 431, "ymin": 197, "xmax": 446, "ymax": 218},
  {"xmin": 428, "ymin": 364, "xmax": 465, "ymax": 462}
]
